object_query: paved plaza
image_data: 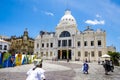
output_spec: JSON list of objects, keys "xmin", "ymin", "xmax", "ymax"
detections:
[{"xmin": 0, "ymin": 60, "xmax": 120, "ymax": 80}]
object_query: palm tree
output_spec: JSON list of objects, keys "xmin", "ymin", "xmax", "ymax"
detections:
[{"xmin": 108, "ymin": 51, "xmax": 120, "ymax": 66}]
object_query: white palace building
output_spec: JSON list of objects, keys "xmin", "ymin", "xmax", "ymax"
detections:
[{"xmin": 34, "ymin": 10, "xmax": 115, "ymax": 61}]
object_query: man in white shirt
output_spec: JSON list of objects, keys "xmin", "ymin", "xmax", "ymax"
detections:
[{"xmin": 26, "ymin": 59, "xmax": 45, "ymax": 80}]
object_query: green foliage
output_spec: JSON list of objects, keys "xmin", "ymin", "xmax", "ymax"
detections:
[{"xmin": 108, "ymin": 51, "xmax": 120, "ymax": 66}]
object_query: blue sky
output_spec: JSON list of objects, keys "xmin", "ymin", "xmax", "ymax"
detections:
[{"xmin": 0, "ymin": 0, "xmax": 120, "ymax": 52}]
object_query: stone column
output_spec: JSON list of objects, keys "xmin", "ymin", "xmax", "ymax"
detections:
[{"xmin": 60, "ymin": 50, "xmax": 62, "ymax": 59}]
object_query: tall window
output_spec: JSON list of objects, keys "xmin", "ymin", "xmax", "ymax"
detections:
[
  {"xmin": 98, "ymin": 51, "xmax": 102, "ymax": 57},
  {"xmin": 77, "ymin": 41, "xmax": 80, "ymax": 47},
  {"xmin": 84, "ymin": 41, "xmax": 87, "ymax": 46},
  {"xmin": 4, "ymin": 45, "xmax": 7, "ymax": 50},
  {"xmin": 62, "ymin": 40, "xmax": 67, "ymax": 47},
  {"xmin": 91, "ymin": 51, "xmax": 94, "ymax": 57},
  {"xmin": 46, "ymin": 52, "xmax": 48, "ymax": 57},
  {"xmin": 68, "ymin": 39, "xmax": 71, "ymax": 47},
  {"xmin": 58, "ymin": 40, "xmax": 61, "ymax": 47},
  {"xmin": 98, "ymin": 40, "xmax": 101, "ymax": 46},
  {"xmin": 91, "ymin": 41, "xmax": 94, "ymax": 46},
  {"xmin": 41, "ymin": 52, "xmax": 43, "ymax": 57},
  {"xmin": 37, "ymin": 43, "xmax": 39, "ymax": 48},
  {"xmin": 85, "ymin": 51, "xmax": 88, "ymax": 57},
  {"xmin": 50, "ymin": 52, "xmax": 52, "ymax": 56},
  {"xmin": 42, "ymin": 43, "xmax": 44, "ymax": 48},
  {"xmin": 78, "ymin": 51, "xmax": 81, "ymax": 57},
  {"xmin": 50, "ymin": 43, "xmax": 53, "ymax": 47},
  {"xmin": 47, "ymin": 43, "xmax": 49, "ymax": 47},
  {"xmin": 59, "ymin": 31, "xmax": 71, "ymax": 37}
]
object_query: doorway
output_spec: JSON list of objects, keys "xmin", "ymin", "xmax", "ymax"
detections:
[{"xmin": 57, "ymin": 50, "xmax": 71, "ymax": 60}]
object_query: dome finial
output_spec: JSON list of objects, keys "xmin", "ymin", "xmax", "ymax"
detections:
[
  {"xmin": 24, "ymin": 28, "xmax": 28, "ymax": 36},
  {"xmin": 65, "ymin": 10, "xmax": 71, "ymax": 15}
]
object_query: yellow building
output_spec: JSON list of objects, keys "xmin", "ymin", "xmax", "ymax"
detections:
[{"xmin": 9, "ymin": 29, "xmax": 34, "ymax": 54}]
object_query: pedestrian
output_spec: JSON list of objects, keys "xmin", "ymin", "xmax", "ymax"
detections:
[
  {"xmin": 67, "ymin": 58, "xmax": 69, "ymax": 62},
  {"xmin": 98, "ymin": 60, "xmax": 100, "ymax": 65},
  {"xmin": 26, "ymin": 59, "xmax": 45, "ymax": 80},
  {"xmin": 82, "ymin": 61, "xmax": 89, "ymax": 74},
  {"xmin": 103, "ymin": 60, "xmax": 111, "ymax": 75},
  {"xmin": 110, "ymin": 60, "xmax": 114, "ymax": 72},
  {"xmin": 98, "ymin": 58, "xmax": 100, "ymax": 65},
  {"xmin": 102, "ymin": 61, "xmax": 104, "ymax": 65}
]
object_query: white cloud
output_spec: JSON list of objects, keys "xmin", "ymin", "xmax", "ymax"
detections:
[
  {"xmin": 85, "ymin": 19, "xmax": 105, "ymax": 25},
  {"xmin": 44, "ymin": 11, "xmax": 54, "ymax": 16},
  {"xmin": 96, "ymin": 14, "xmax": 101, "ymax": 18}
]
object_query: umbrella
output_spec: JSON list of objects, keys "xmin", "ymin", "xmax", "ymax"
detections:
[{"xmin": 101, "ymin": 54, "xmax": 110, "ymax": 58}]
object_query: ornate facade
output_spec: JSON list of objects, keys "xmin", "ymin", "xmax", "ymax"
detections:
[
  {"xmin": 9, "ymin": 29, "xmax": 34, "ymax": 54},
  {"xmin": 34, "ymin": 10, "xmax": 113, "ymax": 61}
]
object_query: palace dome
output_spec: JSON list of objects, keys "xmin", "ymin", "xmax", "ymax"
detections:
[{"xmin": 60, "ymin": 10, "xmax": 76, "ymax": 25}]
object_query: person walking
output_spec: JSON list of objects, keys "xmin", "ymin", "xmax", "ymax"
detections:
[
  {"xmin": 82, "ymin": 61, "xmax": 89, "ymax": 74},
  {"xmin": 26, "ymin": 59, "xmax": 45, "ymax": 80},
  {"xmin": 67, "ymin": 58, "xmax": 69, "ymax": 62},
  {"xmin": 110, "ymin": 60, "xmax": 114, "ymax": 72},
  {"xmin": 103, "ymin": 60, "xmax": 111, "ymax": 75}
]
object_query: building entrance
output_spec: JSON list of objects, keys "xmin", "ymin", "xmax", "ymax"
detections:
[
  {"xmin": 58, "ymin": 50, "xmax": 71, "ymax": 60},
  {"xmin": 62, "ymin": 50, "xmax": 67, "ymax": 59}
]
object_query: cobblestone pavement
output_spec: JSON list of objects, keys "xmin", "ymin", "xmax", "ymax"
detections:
[{"xmin": 0, "ymin": 60, "xmax": 120, "ymax": 80}]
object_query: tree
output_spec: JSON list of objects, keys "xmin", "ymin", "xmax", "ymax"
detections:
[{"xmin": 108, "ymin": 51, "xmax": 120, "ymax": 66}]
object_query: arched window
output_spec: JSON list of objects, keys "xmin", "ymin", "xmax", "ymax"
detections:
[{"xmin": 59, "ymin": 31, "xmax": 71, "ymax": 37}]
